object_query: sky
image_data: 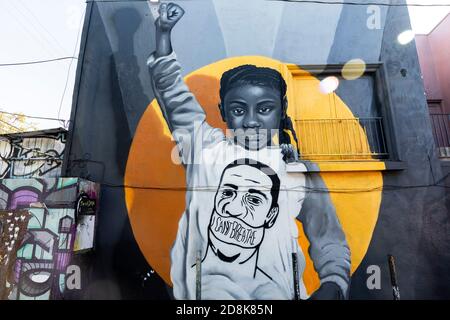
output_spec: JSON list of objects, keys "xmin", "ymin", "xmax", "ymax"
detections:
[
  {"xmin": 0, "ymin": 0, "xmax": 85, "ymax": 130},
  {"xmin": 0, "ymin": 0, "xmax": 449, "ymax": 131},
  {"xmin": 407, "ymin": 0, "xmax": 450, "ymax": 34}
]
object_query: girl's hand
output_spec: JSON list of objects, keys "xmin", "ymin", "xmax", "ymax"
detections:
[
  {"xmin": 155, "ymin": 2, "xmax": 185, "ymax": 33},
  {"xmin": 154, "ymin": 3, "xmax": 184, "ymax": 57},
  {"xmin": 281, "ymin": 143, "xmax": 299, "ymax": 163},
  {"xmin": 309, "ymin": 282, "xmax": 344, "ymax": 300}
]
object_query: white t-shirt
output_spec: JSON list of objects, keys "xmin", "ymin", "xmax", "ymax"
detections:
[{"xmin": 170, "ymin": 138, "xmax": 308, "ymax": 300}]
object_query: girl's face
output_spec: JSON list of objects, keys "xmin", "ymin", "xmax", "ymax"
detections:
[{"xmin": 221, "ymin": 84, "xmax": 286, "ymax": 150}]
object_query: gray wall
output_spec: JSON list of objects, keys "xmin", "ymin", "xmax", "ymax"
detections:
[{"xmin": 64, "ymin": 0, "xmax": 449, "ymax": 299}]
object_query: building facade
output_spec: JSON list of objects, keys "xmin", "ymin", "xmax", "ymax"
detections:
[
  {"xmin": 416, "ymin": 14, "xmax": 450, "ymax": 161},
  {"xmin": 63, "ymin": 0, "xmax": 449, "ymax": 299}
]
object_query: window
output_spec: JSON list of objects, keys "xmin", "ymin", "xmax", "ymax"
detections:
[
  {"xmin": 281, "ymin": 63, "xmax": 398, "ymax": 163},
  {"xmin": 427, "ymin": 100, "xmax": 450, "ymax": 159}
]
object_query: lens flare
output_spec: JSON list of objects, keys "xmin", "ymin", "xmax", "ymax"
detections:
[
  {"xmin": 319, "ymin": 76, "xmax": 339, "ymax": 94},
  {"xmin": 397, "ymin": 30, "xmax": 415, "ymax": 45},
  {"xmin": 342, "ymin": 58, "xmax": 366, "ymax": 80}
]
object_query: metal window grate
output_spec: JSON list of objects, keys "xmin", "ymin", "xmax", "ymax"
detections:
[
  {"xmin": 294, "ymin": 117, "xmax": 389, "ymax": 160},
  {"xmin": 430, "ymin": 114, "xmax": 450, "ymax": 159}
]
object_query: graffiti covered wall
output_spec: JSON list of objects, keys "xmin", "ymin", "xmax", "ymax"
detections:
[
  {"xmin": 64, "ymin": 0, "xmax": 449, "ymax": 300},
  {"xmin": 0, "ymin": 128, "xmax": 66, "ymax": 179},
  {"xmin": 0, "ymin": 178, "xmax": 99, "ymax": 300}
]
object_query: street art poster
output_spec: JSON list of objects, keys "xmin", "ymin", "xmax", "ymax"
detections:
[
  {"xmin": 74, "ymin": 215, "xmax": 96, "ymax": 252},
  {"xmin": 124, "ymin": 2, "xmax": 382, "ymax": 300},
  {"xmin": 0, "ymin": 178, "xmax": 99, "ymax": 300},
  {"xmin": 0, "ymin": 129, "xmax": 66, "ymax": 179}
]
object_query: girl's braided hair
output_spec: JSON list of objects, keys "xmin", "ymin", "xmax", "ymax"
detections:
[{"xmin": 219, "ymin": 64, "xmax": 300, "ymax": 158}]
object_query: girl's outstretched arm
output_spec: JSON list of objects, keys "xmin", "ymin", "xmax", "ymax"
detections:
[{"xmin": 148, "ymin": 3, "xmax": 223, "ymax": 165}]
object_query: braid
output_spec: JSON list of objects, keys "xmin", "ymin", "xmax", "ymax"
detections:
[
  {"xmin": 278, "ymin": 119, "xmax": 291, "ymax": 145},
  {"xmin": 285, "ymin": 116, "xmax": 300, "ymax": 156},
  {"xmin": 279, "ymin": 116, "xmax": 300, "ymax": 157}
]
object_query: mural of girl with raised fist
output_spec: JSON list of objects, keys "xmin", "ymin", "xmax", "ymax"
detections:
[{"xmin": 147, "ymin": 2, "xmax": 350, "ymax": 300}]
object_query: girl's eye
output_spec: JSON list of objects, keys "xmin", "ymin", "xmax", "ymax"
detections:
[
  {"xmin": 258, "ymin": 106, "xmax": 273, "ymax": 114},
  {"xmin": 231, "ymin": 108, "xmax": 245, "ymax": 116}
]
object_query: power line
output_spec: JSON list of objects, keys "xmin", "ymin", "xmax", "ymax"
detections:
[
  {"xmin": 1, "ymin": 1, "xmax": 444, "ymax": 67},
  {"xmin": 0, "ymin": 57, "xmax": 77, "ymax": 67},
  {"xmin": 2, "ymin": 1, "xmax": 56, "ymax": 58},
  {"xmin": 79, "ymin": 171, "xmax": 449, "ymax": 193},
  {"xmin": 0, "ymin": 110, "xmax": 69, "ymax": 122},
  {"xmin": 98, "ymin": 180, "xmax": 450, "ymax": 192},
  {"xmin": 10, "ymin": 0, "xmax": 66, "ymax": 57},
  {"xmin": 57, "ymin": 7, "xmax": 87, "ymax": 126},
  {"xmin": 16, "ymin": 0, "xmax": 68, "ymax": 56},
  {"xmin": 86, "ymin": 0, "xmax": 450, "ymax": 7},
  {"xmin": 0, "ymin": 118, "xmax": 21, "ymax": 132},
  {"xmin": 266, "ymin": 0, "xmax": 450, "ymax": 6}
]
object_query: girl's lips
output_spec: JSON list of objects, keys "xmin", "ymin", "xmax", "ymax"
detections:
[{"xmin": 239, "ymin": 131, "xmax": 267, "ymax": 140}]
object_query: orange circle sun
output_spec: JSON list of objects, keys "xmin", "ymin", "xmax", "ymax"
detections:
[{"xmin": 125, "ymin": 56, "xmax": 383, "ymax": 295}]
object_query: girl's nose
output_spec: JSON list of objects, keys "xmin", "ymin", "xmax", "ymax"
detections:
[
  {"xmin": 243, "ymin": 108, "xmax": 261, "ymax": 129},
  {"xmin": 243, "ymin": 118, "xmax": 261, "ymax": 129}
]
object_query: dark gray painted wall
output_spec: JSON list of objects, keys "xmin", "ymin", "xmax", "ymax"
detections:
[
  {"xmin": 349, "ymin": 3, "xmax": 449, "ymax": 299},
  {"xmin": 65, "ymin": 0, "xmax": 449, "ymax": 299}
]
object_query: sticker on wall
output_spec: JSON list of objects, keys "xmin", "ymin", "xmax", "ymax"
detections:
[
  {"xmin": 76, "ymin": 193, "xmax": 97, "ymax": 216},
  {"xmin": 74, "ymin": 215, "xmax": 96, "ymax": 252}
]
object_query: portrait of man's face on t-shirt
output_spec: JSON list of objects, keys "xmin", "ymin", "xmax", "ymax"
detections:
[{"xmin": 207, "ymin": 161, "xmax": 280, "ymax": 265}]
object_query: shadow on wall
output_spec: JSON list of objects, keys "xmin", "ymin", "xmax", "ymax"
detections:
[{"xmin": 75, "ymin": 7, "xmax": 171, "ymax": 300}]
